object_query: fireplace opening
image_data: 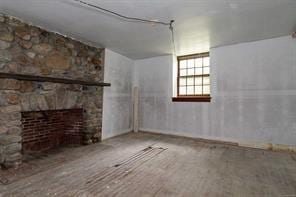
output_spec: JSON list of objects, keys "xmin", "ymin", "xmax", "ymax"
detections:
[{"xmin": 21, "ymin": 109, "xmax": 84, "ymax": 153}]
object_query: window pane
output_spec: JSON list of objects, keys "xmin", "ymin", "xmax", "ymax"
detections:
[
  {"xmin": 187, "ymin": 86, "xmax": 194, "ymax": 95},
  {"xmin": 180, "ymin": 69, "xmax": 187, "ymax": 76},
  {"xmin": 203, "ymin": 76, "xmax": 210, "ymax": 85},
  {"xmin": 195, "ymin": 86, "xmax": 202, "ymax": 95},
  {"xmin": 195, "ymin": 58, "xmax": 202, "ymax": 67},
  {"xmin": 180, "ymin": 60, "xmax": 187, "ymax": 69},
  {"xmin": 187, "ymin": 77, "xmax": 194, "ymax": 86},
  {"xmin": 179, "ymin": 77, "xmax": 186, "ymax": 86},
  {"xmin": 195, "ymin": 77, "xmax": 202, "ymax": 85},
  {"xmin": 178, "ymin": 53, "xmax": 210, "ymax": 97},
  {"xmin": 188, "ymin": 59, "xmax": 194, "ymax": 68},
  {"xmin": 187, "ymin": 68, "xmax": 194, "ymax": 75},
  {"xmin": 203, "ymin": 57, "xmax": 210, "ymax": 67},
  {"xmin": 203, "ymin": 67, "xmax": 210, "ymax": 74},
  {"xmin": 195, "ymin": 67, "xmax": 202, "ymax": 75},
  {"xmin": 179, "ymin": 86, "xmax": 186, "ymax": 95},
  {"xmin": 203, "ymin": 85, "xmax": 210, "ymax": 94}
]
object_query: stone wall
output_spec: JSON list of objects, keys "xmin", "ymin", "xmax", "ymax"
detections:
[{"xmin": 0, "ymin": 14, "xmax": 104, "ymax": 168}]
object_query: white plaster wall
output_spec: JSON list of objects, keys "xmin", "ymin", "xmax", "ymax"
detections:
[
  {"xmin": 102, "ymin": 49, "xmax": 134, "ymax": 140},
  {"xmin": 135, "ymin": 36, "xmax": 296, "ymax": 146}
]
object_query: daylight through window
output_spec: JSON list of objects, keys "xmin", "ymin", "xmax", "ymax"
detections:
[{"xmin": 177, "ymin": 52, "xmax": 210, "ymax": 99}]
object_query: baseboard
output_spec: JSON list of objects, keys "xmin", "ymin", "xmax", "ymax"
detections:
[
  {"xmin": 102, "ymin": 128, "xmax": 133, "ymax": 140},
  {"xmin": 139, "ymin": 128, "xmax": 296, "ymax": 153}
]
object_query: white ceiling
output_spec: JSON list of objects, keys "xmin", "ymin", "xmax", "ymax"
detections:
[{"xmin": 1, "ymin": 0, "xmax": 296, "ymax": 59}]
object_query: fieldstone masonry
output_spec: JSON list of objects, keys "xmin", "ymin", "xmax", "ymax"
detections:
[{"xmin": 0, "ymin": 14, "xmax": 104, "ymax": 168}]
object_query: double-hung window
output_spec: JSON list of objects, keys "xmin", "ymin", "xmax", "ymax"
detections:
[{"xmin": 173, "ymin": 52, "xmax": 211, "ymax": 102}]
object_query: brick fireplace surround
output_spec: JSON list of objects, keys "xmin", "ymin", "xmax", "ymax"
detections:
[
  {"xmin": 0, "ymin": 14, "xmax": 105, "ymax": 168},
  {"xmin": 22, "ymin": 109, "xmax": 84, "ymax": 153}
]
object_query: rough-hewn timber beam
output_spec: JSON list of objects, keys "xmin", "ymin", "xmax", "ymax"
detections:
[{"xmin": 0, "ymin": 72, "xmax": 111, "ymax": 87}]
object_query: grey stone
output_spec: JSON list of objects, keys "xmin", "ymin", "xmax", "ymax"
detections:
[
  {"xmin": 26, "ymin": 51, "xmax": 36, "ymax": 59},
  {"xmin": 0, "ymin": 126, "xmax": 8, "ymax": 133},
  {"xmin": 37, "ymin": 95, "xmax": 48, "ymax": 110},
  {"xmin": 8, "ymin": 62, "xmax": 20, "ymax": 73},
  {"xmin": 6, "ymin": 93, "xmax": 20, "ymax": 105},
  {"xmin": 65, "ymin": 91, "xmax": 79, "ymax": 108},
  {"xmin": 0, "ymin": 79, "xmax": 20, "ymax": 90},
  {"xmin": 40, "ymin": 67, "xmax": 52, "ymax": 75},
  {"xmin": 93, "ymin": 132, "xmax": 101, "ymax": 139},
  {"xmin": 17, "ymin": 54, "xmax": 30, "ymax": 66},
  {"xmin": 45, "ymin": 52, "xmax": 71, "ymax": 70},
  {"xmin": 0, "ymin": 105, "xmax": 21, "ymax": 113},
  {"xmin": 15, "ymin": 26, "xmax": 31, "ymax": 40},
  {"xmin": 19, "ymin": 40, "xmax": 33, "ymax": 49},
  {"xmin": 4, "ymin": 152, "xmax": 22, "ymax": 168},
  {"xmin": 65, "ymin": 43, "xmax": 74, "ymax": 49},
  {"xmin": 72, "ymin": 50, "xmax": 78, "ymax": 57},
  {"xmin": 85, "ymin": 126, "xmax": 96, "ymax": 134},
  {"xmin": 32, "ymin": 43, "xmax": 53, "ymax": 54},
  {"xmin": 0, "ymin": 93, "xmax": 9, "ymax": 106},
  {"xmin": 7, "ymin": 127, "xmax": 22, "ymax": 135},
  {"xmin": 0, "ymin": 25, "xmax": 8, "ymax": 32},
  {"xmin": 0, "ymin": 15, "xmax": 5, "ymax": 23},
  {"xmin": 8, "ymin": 17, "xmax": 25, "ymax": 27},
  {"xmin": 0, "ymin": 95, "xmax": 6, "ymax": 106},
  {"xmin": 0, "ymin": 50, "xmax": 12, "ymax": 62},
  {"xmin": 0, "ymin": 147, "xmax": 4, "ymax": 163},
  {"xmin": 29, "ymin": 94, "xmax": 39, "ymax": 110},
  {"xmin": 0, "ymin": 40, "xmax": 11, "ymax": 49},
  {"xmin": 88, "ymin": 51, "xmax": 95, "ymax": 57},
  {"xmin": 31, "ymin": 36, "xmax": 40, "ymax": 44},
  {"xmin": 30, "ymin": 27, "xmax": 41, "ymax": 37},
  {"xmin": 6, "ymin": 120, "xmax": 22, "ymax": 127},
  {"xmin": 83, "ymin": 138, "xmax": 93, "ymax": 145},
  {"xmin": 20, "ymin": 95, "xmax": 31, "ymax": 111},
  {"xmin": 0, "ymin": 112, "xmax": 20, "ymax": 122},
  {"xmin": 0, "ymin": 62, "xmax": 5, "ymax": 69},
  {"xmin": 56, "ymin": 88, "xmax": 65, "ymax": 109},
  {"xmin": 5, "ymin": 143, "xmax": 22, "ymax": 154},
  {"xmin": 41, "ymin": 83, "xmax": 57, "ymax": 90},
  {"xmin": 20, "ymin": 81, "xmax": 34, "ymax": 93},
  {"xmin": 0, "ymin": 134, "xmax": 21, "ymax": 145},
  {"xmin": 0, "ymin": 32, "xmax": 14, "ymax": 42},
  {"xmin": 6, "ymin": 152, "xmax": 22, "ymax": 161},
  {"xmin": 22, "ymin": 65, "xmax": 39, "ymax": 74},
  {"xmin": 44, "ymin": 93, "xmax": 56, "ymax": 109}
]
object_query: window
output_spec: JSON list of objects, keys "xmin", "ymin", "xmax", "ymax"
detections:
[{"xmin": 173, "ymin": 52, "xmax": 211, "ymax": 102}]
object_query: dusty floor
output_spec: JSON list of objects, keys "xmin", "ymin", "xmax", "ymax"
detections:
[{"xmin": 0, "ymin": 132, "xmax": 296, "ymax": 197}]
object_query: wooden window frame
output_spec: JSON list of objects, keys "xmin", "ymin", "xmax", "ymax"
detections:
[{"xmin": 172, "ymin": 52, "xmax": 211, "ymax": 102}]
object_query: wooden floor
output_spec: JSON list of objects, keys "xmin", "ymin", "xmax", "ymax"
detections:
[{"xmin": 0, "ymin": 132, "xmax": 296, "ymax": 197}]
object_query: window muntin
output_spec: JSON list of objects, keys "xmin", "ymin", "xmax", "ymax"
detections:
[{"xmin": 177, "ymin": 52, "xmax": 210, "ymax": 97}]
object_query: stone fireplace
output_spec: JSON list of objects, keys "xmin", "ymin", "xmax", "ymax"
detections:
[{"xmin": 0, "ymin": 14, "xmax": 106, "ymax": 168}]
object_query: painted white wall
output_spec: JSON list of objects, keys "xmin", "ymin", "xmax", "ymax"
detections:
[
  {"xmin": 134, "ymin": 36, "xmax": 296, "ymax": 146},
  {"xmin": 102, "ymin": 49, "xmax": 134, "ymax": 140}
]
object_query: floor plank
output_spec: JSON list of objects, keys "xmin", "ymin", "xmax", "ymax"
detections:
[{"xmin": 0, "ymin": 132, "xmax": 295, "ymax": 197}]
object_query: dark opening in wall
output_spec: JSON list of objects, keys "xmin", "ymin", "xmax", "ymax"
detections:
[{"xmin": 21, "ymin": 109, "xmax": 84, "ymax": 153}]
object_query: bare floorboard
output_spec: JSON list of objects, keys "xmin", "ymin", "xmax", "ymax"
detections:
[{"xmin": 0, "ymin": 132, "xmax": 295, "ymax": 197}]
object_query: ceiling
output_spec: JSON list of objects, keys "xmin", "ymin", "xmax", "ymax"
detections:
[{"xmin": 1, "ymin": 0, "xmax": 296, "ymax": 59}]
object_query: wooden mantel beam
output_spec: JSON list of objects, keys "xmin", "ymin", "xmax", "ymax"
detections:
[{"xmin": 0, "ymin": 72, "xmax": 111, "ymax": 87}]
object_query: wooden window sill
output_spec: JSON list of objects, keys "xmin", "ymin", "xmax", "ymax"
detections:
[{"xmin": 172, "ymin": 96, "xmax": 211, "ymax": 102}]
